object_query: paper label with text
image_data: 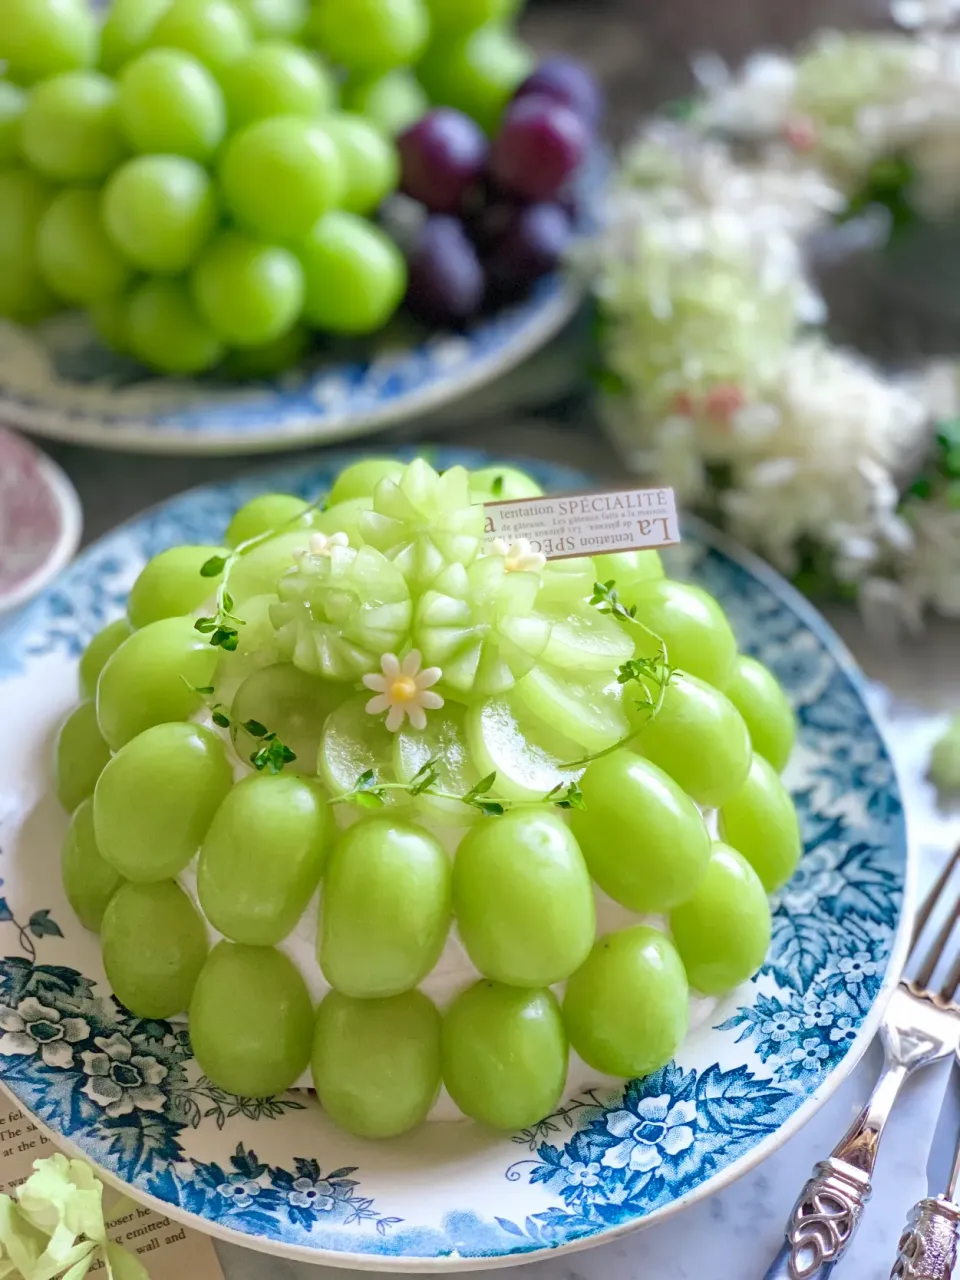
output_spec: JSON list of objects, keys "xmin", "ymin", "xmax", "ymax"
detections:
[
  {"xmin": 483, "ymin": 487, "xmax": 679, "ymax": 561},
  {"xmin": 0, "ymin": 1087, "xmax": 225, "ymax": 1280}
]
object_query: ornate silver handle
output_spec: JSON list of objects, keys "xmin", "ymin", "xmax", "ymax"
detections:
[
  {"xmin": 762, "ymin": 1059, "xmax": 910, "ymax": 1280},
  {"xmin": 890, "ymin": 1197, "xmax": 960, "ymax": 1279}
]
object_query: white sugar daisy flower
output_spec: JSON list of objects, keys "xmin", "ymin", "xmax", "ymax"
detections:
[
  {"xmin": 489, "ymin": 538, "xmax": 547, "ymax": 573},
  {"xmin": 293, "ymin": 531, "xmax": 350, "ymax": 559},
  {"xmin": 363, "ymin": 650, "xmax": 444, "ymax": 732}
]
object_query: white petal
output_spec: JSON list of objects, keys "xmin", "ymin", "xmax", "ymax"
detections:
[
  {"xmin": 42, "ymin": 1041, "xmax": 74, "ymax": 1070},
  {"xmin": 381, "ymin": 653, "xmax": 401, "ymax": 679},
  {"xmin": 362, "ymin": 673, "xmax": 387, "ymax": 692},
  {"xmin": 330, "ymin": 532, "xmax": 350, "ymax": 548},
  {"xmin": 0, "ymin": 1032, "xmax": 36, "ymax": 1057},
  {"xmin": 407, "ymin": 705, "xmax": 427, "ymax": 731},
  {"xmin": 490, "ymin": 539, "xmax": 510, "ymax": 556},
  {"xmin": 385, "ymin": 704, "xmax": 406, "ymax": 733},
  {"xmin": 416, "ymin": 666, "xmax": 442, "ymax": 689},
  {"xmin": 420, "ymin": 691, "xmax": 444, "ymax": 710},
  {"xmin": 19, "ymin": 998, "xmax": 58, "ymax": 1023},
  {"xmin": 401, "ymin": 650, "xmax": 422, "ymax": 676},
  {"xmin": 0, "ymin": 1009, "xmax": 25, "ymax": 1033},
  {"xmin": 365, "ymin": 694, "xmax": 390, "ymax": 716}
]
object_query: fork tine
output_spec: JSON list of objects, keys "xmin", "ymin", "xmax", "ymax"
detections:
[
  {"xmin": 913, "ymin": 884, "xmax": 960, "ymax": 992},
  {"xmin": 911, "ymin": 844, "xmax": 960, "ymax": 952}
]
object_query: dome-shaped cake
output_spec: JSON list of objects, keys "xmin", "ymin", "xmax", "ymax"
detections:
[{"xmin": 55, "ymin": 457, "xmax": 801, "ymax": 1140}]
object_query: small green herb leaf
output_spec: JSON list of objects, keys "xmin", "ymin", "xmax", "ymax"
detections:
[
  {"xmin": 243, "ymin": 719, "xmax": 269, "ymax": 738},
  {"xmin": 491, "ymin": 474, "xmax": 504, "ymax": 497},
  {"xmin": 194, "ymin": 617, "xmax": 217, "ymax": 633},
  {"xmin": 212, "ymin": 711, "xmax": 231, "ymax": 729},
  {"xmin": 251, "ymin": 736, "xmax": 297, "ymax": 774},
  {"xmin": 553, "ymin": 781, "xmax": 586, "ymax": 811},
  {"xmin": 472, "ymin": 799, "xmax": 506, "ymax": 817},
  {"xmin": 200, "ymin": 556, "xmax": 227, "ymax": 578}
]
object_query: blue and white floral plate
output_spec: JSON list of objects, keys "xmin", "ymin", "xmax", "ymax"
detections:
[
  {"xmin": 0, "ymin": 448, "xmax": 911, "ymax": 1271},
  {"xmin": 0, "ymin": 273, "xmax": 581, "ymax": 457}
]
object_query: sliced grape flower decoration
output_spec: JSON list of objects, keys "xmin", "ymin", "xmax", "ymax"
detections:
[
  {"xmin": 415, "ymin": 554, "xmax": 552, "ymax": 699},
  {"xmin": 489, "ymin": 538, "xmax": 547, "ymax": 573},
  {"xmin": 272, "ymin": 542, "xmax": 412, "ymax": 680},
  {"xmin": 360, "ymin": 459, "xmax": 484, "ymax": 590},
  {"xmin": 363, "ymin": 650, "xmax": 445, "ymax": 732}
]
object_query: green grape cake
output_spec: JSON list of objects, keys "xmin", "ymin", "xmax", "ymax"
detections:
[{"xmin": 54, "ymin": 457, "xmax": 802, "ymax": 1141}]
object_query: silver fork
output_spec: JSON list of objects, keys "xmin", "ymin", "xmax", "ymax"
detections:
[{"xmin": 762, "ymin": 845, "xmax": 960, "ymax": 1280}]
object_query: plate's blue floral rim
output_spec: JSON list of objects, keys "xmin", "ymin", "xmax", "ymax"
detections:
[
  {"xmin": 0, "ymin": 252, "xmax": 582, "ymax": 459},
  {"xmin": 0, "ymin": 448, "xmax": 912, "ymax": 1272}
]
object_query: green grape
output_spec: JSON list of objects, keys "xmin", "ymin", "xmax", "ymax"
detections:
[
  {"xmin": 96, "ymin": 616, "xmax": 220, "ymax": 749},
  {"xmin": 20, "ymin": 72, "xmax": 125, "ymax": 183},
  {"xmin": 535, "ymin": 558, "xmax": 596, "ymax": 609},
  {"xmin": 223, "ymin": 41, "xmax": 335, "ymax": 128},
  {"xmin": 61, "ymin": 799, "xmax": 124, "ymax": 932},
  {"xmin": 570, "ymin": 750, "xmax": 711, "ymax": 912},
  {"xmin": 423, "ymin": 0, "xmax": 512, "ymax": 36},
  {"xmin": 540, "ymin": 603, "xmax": 634, "ymax": 672},
  {"xmin": 360, "ymin": 459, "xmax": 482, "ymax": 589},
  {"xmin": 234, "ymin": 0, "xmax": 309, "ymax": 38},
  {"xmin": 719, "ymin": 754, "xmax": 802, "ymax": 892},
  {"xmin": 417, "ymin": 25, "xmax": 533, "ymax": 135},
  {"xmin": 628, "ymin": 579, "xmax": 738, "ymax": 691},
  {"xmin": 199, "ymin": 773, "xmax": 328, "ymax": 944},
  {"xmin": 319, "ymin": 693, "xmax": 408, "ymax": 801},
  {"xmin": 299, "ymin": 211, "xmax": 406, "ymax": 335},
  {"xmin": 128, "ymin": 277, "xmax": 224, "ymax": 374},
  {"xmin": 191, "ymin": 230, "xmax": 304, "ymax": 348},
  {"xmin": 94, "ymin": 722, "xmax": 233, "ymax": 879},
  {"xmin": 340, "ymin": 68, "xmax": 427, "ymax": 136},
  {"xmin": 0, "ymin": 169, "xmax": 57, "ymax": 322},
  {"xmin": 229, "ymin": 529, "xmax": 311, "ymax": 601},
  {"xmin": 308, "ymin": 0, "xmax": 429, "ymax": 74},
  {"xmin": 118, "ymin": 48, "xmax": 226, "ymax": 161},
  {"xmin": 211, "ymin": 593, "xmax": 282, "ymax": 698},
  {"xmin": 101, "ymin": 880, "xmax": 208, "ymax": 1017},
  {"xmin": 103, "ymin": 155, "xmax": 217, "ymax": 275},
  {"xmin": 310, "ymin": 497, "xmax": 372, "ymax": 548},
  {"xmin": 465, "ymin": 691, "xmax": 582, "ymax": 801},
  {"xmin": 220, "ymin": 325, "xmax": 309, "ymax": 379},
  {"xmin": 0, "ymin": 0, "xmax": 97, "ymax": 84},
  {"xmin": 312, "ymin": 989, "xmax": 440, "ymax": 1138},
  {"xmin": 150, "ymin": 0, "xmax": 253, "ymax": 74},
  {"xmin": 231, "ymin": 662, "xmax": 349, "ymax": 774},
  {"xmin": 219, "ymin": 116, "xmax": 344, "ymax": 242},
  {"xmin": 442, "ymin": 982, "xmax": 567, "ymax": 1130},
  {"xmin": 226, "ymin": 494, "xmax": 310, "ymax": 547},
  {"xmin": 454, "ymin": 808, "xmax": 594, "ymax": 987},
  {"xmin": 513, "ymin": 667, "xmax": 627, "ymax": 752},
  {"xmin": 321, "ymin": 113, "xmax": 399, "ymax": 216},
  {"xmin": 80, "ymin": 618, "xmax": 133, "ymax": 698},
  {"xmin": 469, "ymin": 465, "xmax": 543, "ymax": 503},
  {"xmin": 724, "ymin": 655, "xmax": 796, "ymax": 772},
  {"xmin": 328, "ymin": 459, "xmax": 403, "ymax": 506},
  {"xmin": 37, "ymin": 188, "xmax": 133, "ymax": 307},
  {"xmin": 99, "ymin": 0, "xmax": 171, "ymax": 74},
  {"xmin": 416, "ymin": 557, "xmax": 550, "ymax": 699},
  {"xmin": 0, "ymin": 82, "xmax": 26, "ymax": 164},
  {"xmin": 90, "ymin": 292, "xmax": 132, "ymax": 355},
  {"xmin": 593, "ymin": 548, "xmax": 664, "ymax": 589},
  {"xmin": 190, "ymin": 941, "xmax": 314, "ymax": 1095},
  {"xmin": 670, "ymin": 842, "xmax": 771, "ymax": 995},
  {"xmin": 564, "ymin": 926, "xmax": 688, "ymax": 1077},
  {"xmin": 127, "ymin": 544, "xmax": 225, "ymax": 629},
  {"xmin": 55, "ymin": 700, "xmax": 112, "ymax": 813},
  {"xmin": 320, "ymin": 817, "xmax": 450, "ymax": 997},
  {"xmin": 632, "ymin": 672, "xmax": 753, "ymax": 809},
  {"xmin": 272, "ymin": 543, "xmax": 412, "ymax": 679},
  {"xmin": 393, "ymin": 702, "xmax": 484, "ymax": 824}
]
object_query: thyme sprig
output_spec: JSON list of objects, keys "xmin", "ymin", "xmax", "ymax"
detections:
[
  {"xmin": 330, "ymin": 761, "xmax": 585, "ymax": 818},
  {"xmin": 194, "ymin": 499, "xmax": 324, "ymax": 651},
  {"xmin": 186, "ymin": 682, "xmax": 298, "ymax": 774},
  {"xmin": 560, "ymin": 580, "xmax": 675, "ymax": 770}
]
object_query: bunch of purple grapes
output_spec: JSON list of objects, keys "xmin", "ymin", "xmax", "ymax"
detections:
[{"xmin": 395, "ymin": 56, "xmax": 600, "ymax": 327}]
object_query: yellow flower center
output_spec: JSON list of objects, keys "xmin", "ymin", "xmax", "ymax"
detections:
[{"xmin": 391, "ymin": 675, "xmax": 419, "ymax": 702}]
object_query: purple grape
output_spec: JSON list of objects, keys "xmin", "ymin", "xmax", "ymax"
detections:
[
  {"xmin": 489, "ymin": 95, "xmax": 589, "ymax": 203},
  {"xmin": 397, "ymin": 108, "xmax": 489, "ymax": 215},
  {"xmin": 485, "ymin": 202, "xmax": 572, "ymax": 296},
  {"xmin": 514, "ymin": 57, "xmax": 603, "ymax": 130},
  {"xmin": 406, "ymin": 215, "xmax": 485, "ymax": 326}
]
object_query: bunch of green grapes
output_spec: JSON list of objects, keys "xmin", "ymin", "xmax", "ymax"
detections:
[
  {"xmin": 0, "ymin": 0, "xmax": 535, "ymax": 374},
  {"xmin": 55, "ymin": 457, "xmax": 802, "ymax": 1139}
]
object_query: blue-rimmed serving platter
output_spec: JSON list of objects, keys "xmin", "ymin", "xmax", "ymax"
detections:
[{"xmin": 0, "ymin": 448, "xmax": 910, "ymax": 1270}]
